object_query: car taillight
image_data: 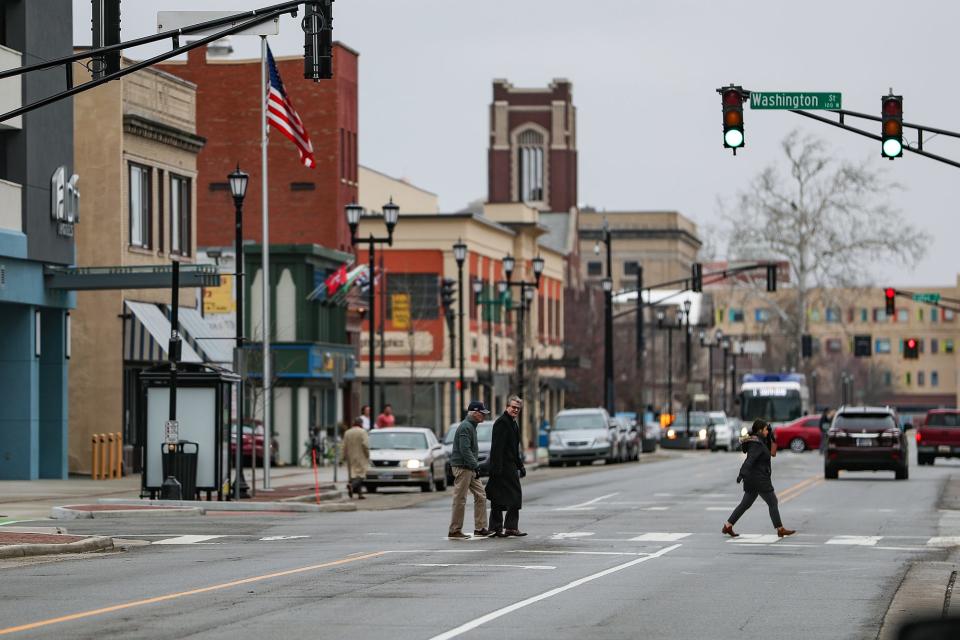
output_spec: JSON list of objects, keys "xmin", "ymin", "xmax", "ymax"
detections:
[{"xmin": 916, "ymin": 431, "xmax": 922, "ymax": 444}]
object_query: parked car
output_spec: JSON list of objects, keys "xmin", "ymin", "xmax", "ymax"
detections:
[
  {"xmin": 442, "ymin": 420, "xmax": 494, "ymax": 484},
  {"xmin": 773, "ymin": 414, "xmax": 823, "ymax": 453},
  {"xmin": 610, "ymin": 415, "xmax": 640, "ymax": 462},
  {"xmin": 229, "ymin": 423, "xmax": 278, "ymax": 467},
  {"xmin": 548, "ymin": 408, "xmax": 612, "ymax": 466},
  {"xmin": 661, "ymin": 411, "xmax": 711, "ymax": 449},
  {"xmin": 916, "ymin": 409, "xmax": 960, "ymax": 465},
  {"xmin": 706, "ymin": 411, "xmax": 739, "ymax": 452},
  {"xmin": 364, "ymin": 427, "xmax": 448, "ymax": 493},
  {"xmin": 640, "ymin": 420, "xmax": 660, "ymax": 453},
  {"xmin": 824, "ymin": 406, "xmax": 908, "ymax": 480}
]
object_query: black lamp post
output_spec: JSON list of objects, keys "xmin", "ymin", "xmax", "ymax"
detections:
[
  {"xmin": 683, "ymin": 299, "xmax": 692, "ymax": 422},
  {"xmin": 594, "ymin": 219, "xmax": 614, "ymax": 415},
  {"xmin": 474, "ymin": 277, "xmax": 508, "ymax": 408},
  {"xmin": 657, "ymin": 309, "xmax": 679, "ymax": 416},
  {"xmin": 228, "ymin": 165, "xmax": 249, "ymax": 500},
  {"xmin": 721, "ymin": 338, "xmax": 731, "ymax": 414},
  {"xmin": 699, "ymin": 328, "xmax": 724, "ymax": 410},
  {"xmin": 453, "ymin": 239, "xmax": 467, "ymax": 416},
  {"xmin": 502, "ymin": 253, "xmax": 544, "ymax": 441},
  {"xmin": 346, "ymin": 199, "xmax": 399, "ymax": 425}
]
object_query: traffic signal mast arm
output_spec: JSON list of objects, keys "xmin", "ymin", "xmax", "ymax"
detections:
[
  {"xmin": 733, "ymin": 87, "xmax": 960, "ymax": 171},
  {"xmin": 886, "ymin": 287, "xmax": 960, "ymax": 314},
  {"xmin": 0, "ymin": 1, "xmax": 313, "ymax": 124}
]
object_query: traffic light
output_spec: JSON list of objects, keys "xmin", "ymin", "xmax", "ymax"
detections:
[
  {"xmin": 691, "ymin": 263, "xmax": 703, "ymax": 292},
  {"xmin": 304, "ymin": 0, "xmax": 334, "ymax": 80},
  {"xmin": 885, "ymin": 287, "xmax": 896, "ymax": 316},
  {"xmin": 766, "ymin": 264, "xmax": 777, "ymax": 292},
  {"xmin": 719, "ymin": 85, "xmax": 746, "ymax": 150},
  {"xmin": 904, "ymin": 337, "xmax": 919, "ymax": 359},
  {"xmin": 91, "ymin": 0, "xmax": 122, "ymax": 79},
  {"xmin": 881, "ymin": 93, "xmax": 903, "ymax": 158},
  {"xmin": 440, "ymin": 277, "xmax": 456, "ymax": 311}
]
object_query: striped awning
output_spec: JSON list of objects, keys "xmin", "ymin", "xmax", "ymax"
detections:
[
  {"xmin": 124, "ymin": 300, "xmax": 202, "ymax": 364},
  {"xmin": 175, "ymin": 306, "xmax": 234, "ymax": 365}
]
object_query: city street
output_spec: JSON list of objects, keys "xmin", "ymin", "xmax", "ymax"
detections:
[{"xmin": 2, "ymin": 448, "xmax": 958, "ymax": 639}]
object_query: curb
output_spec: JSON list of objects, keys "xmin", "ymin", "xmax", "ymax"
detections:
[
  {"xmin": 0, "ymin": 536, "xmax": 114, "ymax": 559},
  {"xmin": 52, "ymin": 506, "xmax": 205, "ymax": 520},
  {"xmin": 96, "ymin": 498, "xmax": 356, "ymax": 513}
]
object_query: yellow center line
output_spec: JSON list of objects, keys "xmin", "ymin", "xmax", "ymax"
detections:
[
  {"xmin": 0, "ymin": 550, "xmax": 386, "ymax": 636},
  {"xmin": 781, "ymin": 478, "xmax": 824, "ymax": 504},
  {"xmin": 777, "ymin": 474, "xmax": 819, "ymax": 501}
]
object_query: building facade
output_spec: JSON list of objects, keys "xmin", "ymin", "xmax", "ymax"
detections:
[
  {"xmin": 359, "ymin": 165, "xmax": 438, "ymax": 214},
  {"xmin": 71, "ymin": 61, "xmax": 204, "ymax": 474},
  {"xmin": 0, "ymin": 0, "xmax": 75, "ymax": 479}
]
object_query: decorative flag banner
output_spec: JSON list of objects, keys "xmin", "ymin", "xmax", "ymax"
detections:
[{"xmin": 266, "ymin": 45, "xmax": 316, "ymax": 168}]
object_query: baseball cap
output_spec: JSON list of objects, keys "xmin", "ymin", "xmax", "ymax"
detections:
[{"xmin": 466, "ymin": 401, "xmax": 491, "ymax": 415}]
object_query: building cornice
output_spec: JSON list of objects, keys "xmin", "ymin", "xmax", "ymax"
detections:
[
  {"xmin": 579, "ymin": 227, "xmax": 702, "ymax": 248},
  {"xmin": 123, "ymin": 114, "xmax": 206, "ymax": 153}
]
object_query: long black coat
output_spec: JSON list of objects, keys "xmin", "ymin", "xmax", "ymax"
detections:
[
  {"xmin": 484, "ymin": 412, "xmax": 524, "ymax": 508},
  {"xmin": 737, "ymin": 437, "xmax": 775, "ymax": 494}
]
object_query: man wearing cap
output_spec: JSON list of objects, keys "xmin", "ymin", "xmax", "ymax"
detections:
[{"xmin": 447, "ymin": 401, "xmax": 493, "ymax": 539}]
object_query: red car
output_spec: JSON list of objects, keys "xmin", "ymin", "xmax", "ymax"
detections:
[
  {"xmin": 916, "ymin": 409, "xmax": 960, "ymax": 465},
  {"xmin": 773, "ymin": 415, "xmax": 823, "ymax": 453},
  {"xmin": 230, "ymin": 423, "xmax": 279, "ymax": 466}
]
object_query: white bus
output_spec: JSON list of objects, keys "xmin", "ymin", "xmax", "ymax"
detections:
[{"xmin": 737, "ymin": 373, "xmax": 810, "ymax": 435}]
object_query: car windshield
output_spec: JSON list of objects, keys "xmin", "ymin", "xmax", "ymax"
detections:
[
  {"xmin": 369, "ymin": 432, "xmax": 428, "ymax": 450},
  {"xmin": 444, "ymin": 422, "xmax": 494, "ymax": 443},
  {"xmin": 674, "ymin": 413, "xmax": 709, "ymax": 427},
  {"xmin": 740, "ymin": 389, "xmax": 802, "ymax": 422},
  {"xmin": 926, "ymin": 413, "xmax": 960, "ymax": 427},
  {"xmin": 554, "ymin": 413, "xmax": 607, "ymax": 431},
  {"xmin": 834, "ymin": 414, "xmax": 897, "ymax": 431}
]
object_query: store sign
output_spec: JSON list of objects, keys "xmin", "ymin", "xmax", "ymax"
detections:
[
  {"xmin": 360, "ymin": 331, "xmax": 434, "ymax": 356},
  {"xmin": 391, "ymin": 293, "xmax": 411, "ymax": 330},
  {"xmin": 203, "ymin": 275, "xmax": 235, "ymax": 314},
  {"xmin": 50, "ymin": 166, "xmax": 80, "ymax": 237}
]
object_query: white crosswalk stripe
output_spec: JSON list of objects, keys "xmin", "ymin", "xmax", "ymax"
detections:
[
  {"xmin": 731, "ymin": 534, "xmax": 782, "ymax": 544},
  {"xmin": 826, "ymin": 536, "xmax": 881, "ymax": 546},
  {"xmin": 629, "ymin": 533, "xmax": 692, "ymax": 542},
  {"xmin": 152, "ymin": 535, "xmax": 224, "ymax": 545}
]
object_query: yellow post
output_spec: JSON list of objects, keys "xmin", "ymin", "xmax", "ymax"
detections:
[
  {"xmin": 107, "ymin": 433, "xmax": 116, "ymax": 480},
  {"xmin": 99, "ymin": 434, "xmax": 108, "ymax": 480},
  {"xmin": 91, "ymin": 434, "xmax": 100, "ymax": 480},
  {"xmin": 114, "ymin": 432, "xmax": 123, "ymax": 478}
]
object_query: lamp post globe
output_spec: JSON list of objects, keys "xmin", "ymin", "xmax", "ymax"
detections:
[
  {"xmin": 497, "ymin": 280, "xmax": 508, "ymax": 295},
  {"xmin": 382, "ymin": 198, "xmax": 399, "ymax": 232},
  {"xmin": 453, "ymin": 238, "xmax": 467, "ymax": 265},
  {"xmin": 472, "ymin": 278, "xmax": 483, "ymax": 295},
  {"xmin": 683, "ymin": 299, "xmax": 692, "ymax": 314},
  {"xmin": 502, "ymin": 254, "xmax": 515, "ymax": 280},
  {"xmin": 601, "ymin": 277, "xmax": 613, "ymax": 293},
  {"xmin": 532, "ymin": 254, "xmax": 545, "ymax": 278},
  {"xmin": 228, "ymin": 165, "xmax": 249, "ymax": 203},
  {"xmin": 524, "ymin": 286, "xmax": 535, "ymax": 302}
]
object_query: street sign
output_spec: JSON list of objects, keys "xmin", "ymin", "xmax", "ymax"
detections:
[
  {"xmin": 912, "ymin": 292, "xmax": 941, "ymax": 303},
  {"xmin": 392, "ymin": 293, "xmax": 410, "ymax": 330},
  {"xmin": 164, "ymin": 419, "xmax": 179, "ymax": 444},
  {"xmin": 749, "ymin": 92, "xmax": 842, "ymax": 110}
]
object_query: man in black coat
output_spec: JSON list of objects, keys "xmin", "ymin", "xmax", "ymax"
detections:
[{"xmin": 486, "ymin": 395, "xmax": 527, "ymax": 537}]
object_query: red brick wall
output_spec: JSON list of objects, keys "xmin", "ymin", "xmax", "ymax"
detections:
[{"xmin": 156, "ymin": 43, "xmax": 358, "ymax": 253}]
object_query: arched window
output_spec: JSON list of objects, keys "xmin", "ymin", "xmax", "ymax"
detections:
[{"xmin": 517, "ymin": 129, "xmax": 544, "ymax": 203}]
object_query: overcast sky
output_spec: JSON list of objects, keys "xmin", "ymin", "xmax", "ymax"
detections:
[{"xmin": 73, "ymin": 1, "xmax": 960, "ymax": 287}]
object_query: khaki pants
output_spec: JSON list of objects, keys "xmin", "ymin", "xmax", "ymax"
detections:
[{"xmin": 448, "ymin": 466, "xmax": 487, "ymax": 534}]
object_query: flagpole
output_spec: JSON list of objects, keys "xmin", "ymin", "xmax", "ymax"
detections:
[{"xmin": 261, "ymin": 34, "xmax": 273, "ymax": 490}]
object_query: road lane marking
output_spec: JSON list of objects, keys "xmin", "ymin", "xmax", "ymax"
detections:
[
  {"xmin": 506, "ymin": 550, "xmax": 651, "ymax": 556},
  {"xmin": 0, "ymin": 551, "xmax": 386, "ymax": 637},
  {"xmin": 706, "ymin": 507, "xmax": 734, "ymax": 511},
  {"xmin": 628, "ymin": 533, "xmax": 691, "ymax": 542},
  {"xmin": 777, "ymin": 475, "xmax": 821, "ymax": 504},
  {"xmin": 781, "ymin": 478, "xmax": 823, "ymax": 504},
  {"xmin": 927, "ymin": 537, "xmax": 960, "ymax": 548},
  {"xmin": 259, "ymin": 535, "xmax": 310, "ymax": 541},
  {"xmin": 386, "ymin": 549, "xmax": 487, "ymax": 554},
  {"xmin": 731, "ymin": 534, "xmax": 781, "ymax": 544},
  {"xmin": 642, "ymin": 506, "xmax": 669, "ymax": 511},
  {"xmin": 426, "ymin": 544, "xmax": 681, "ymax": 640},
  {"xmin": 152, "ymin": 535, "xmax": 224, "ymax": 545},
  {"xmin": 550, "ymin": 532, "xmax": 595, "ymax": 540},
  {"xmin": 554, "ymin": 492, "xmax": 620, "ymax": 511},
  {"xmin": 403, "ymin": 563, "xmax": 555, "ymax": 570},
  {"xmin": 826, "ymin": 536, "xmax": 881, "ymax": 546}
]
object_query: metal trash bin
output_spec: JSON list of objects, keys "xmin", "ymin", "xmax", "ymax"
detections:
[{"xmin": 161, "ymin": 440, "xmax": 199, "ymax": 500}]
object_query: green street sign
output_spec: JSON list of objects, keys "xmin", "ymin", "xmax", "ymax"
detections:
[
  {"xmin": 749, "ymin": 92, "xmax": 842, "ymax": 110},
  {"xmin": 912, "ymin": 292, "xmax": 941, "ymax": 303}
]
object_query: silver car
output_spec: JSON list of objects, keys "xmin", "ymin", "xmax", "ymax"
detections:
[
  {"xmin": 364, "ymin": 427, "xmax": 448, "ymax": 493},
  {"xmin": 708, "ymin": 411, "xmax": 738, "ymax": 452},
  {"xmin": 548, "ymin": 408, "xmax": 613, "ymax": 466}
]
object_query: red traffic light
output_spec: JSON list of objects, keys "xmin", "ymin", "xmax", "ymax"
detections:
[
  {"xmin": 906, "ymin": 338, "xmax": 916, "ymax": 349},
  {"xmin": 885, "ymin": 288, "xmax": 895, "ymax": 299}
]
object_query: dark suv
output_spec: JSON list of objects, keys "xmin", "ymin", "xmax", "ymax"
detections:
[{"xmin": 824, "ymin": 406, "xmax": 908, "ymax": 480}]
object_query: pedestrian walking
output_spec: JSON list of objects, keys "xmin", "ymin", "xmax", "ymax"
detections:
[
  {"xmin": 375, "ymin": 404, "xmax": 396, "ymax": 428},
  {"xmin": 486, "ymin": 395, "xmax": 527, "ymax": 538},
  {"xmin": 447, "ymin": 401, "xmax": 492, "ymax": 539},
  {"xmin": 341, "ymin": 417, "xmax": 370, "ymax": 500},
  {"xmin": 722, "ymin": 419, "xmax": 796, "ymax": 538},
  {"xmin": 360, "ymin": 405, "xmax": 372, "ymax": 431}
]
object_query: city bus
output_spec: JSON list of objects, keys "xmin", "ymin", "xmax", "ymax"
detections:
[{"xmin": 737, "ymin": 373, "xmax": 810, "ymax": 436}]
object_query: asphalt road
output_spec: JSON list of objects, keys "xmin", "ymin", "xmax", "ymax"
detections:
[{"xmin": 2, "ymin": 446, "xmax": 959, "ymax": 640}]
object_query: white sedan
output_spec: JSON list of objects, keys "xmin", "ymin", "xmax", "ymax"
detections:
[{"xmin": 364, "ymin": 427, "xmax": 448, "ymax": 493}]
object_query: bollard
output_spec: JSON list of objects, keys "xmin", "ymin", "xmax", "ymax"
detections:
[
  {"xmin": 90, "ymin": 432, "xmax": 123, "ymax": 480},
  {"xmin": 99, "ymin": 434, "xmax": 108, "ymax": 480},
  {"xmin": 114, "ymin": 432, "xmax": 123, "ymax": 478},
  {"xmin": 91, "ymin": 434, "xmax": 100, "ymax": 480}
]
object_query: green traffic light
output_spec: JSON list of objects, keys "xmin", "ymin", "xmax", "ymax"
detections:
[
  {"xmin": 724, "ymin": 129, "xmax": 744, "ymax": 148},
  {"xmin": 882, "ymin": 138, "xmax": 902, "ymax": 158}
]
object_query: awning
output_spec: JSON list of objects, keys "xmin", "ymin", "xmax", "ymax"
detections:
[
  {"xmin": 175, "ymin": 306, "xmax": 234, "ymax": 366},
  {"xmin": 124, "ymin": 301, "xmax": 202, "ymax": 363}
]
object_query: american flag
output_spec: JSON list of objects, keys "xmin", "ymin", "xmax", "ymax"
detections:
[{"xmin": 266, "ymin": 45, "xmax": 315, "ymax": 168}]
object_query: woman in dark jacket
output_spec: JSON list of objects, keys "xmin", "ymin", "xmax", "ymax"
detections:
[{"xmin": 722, "ymin": 419, "xmax": 796, "ymax": 538}]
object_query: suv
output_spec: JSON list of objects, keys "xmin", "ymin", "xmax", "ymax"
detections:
[
  {"xmin": 824, "ymin": 406, "xmax": 908, "ymax": 480},
  {"xmin": 548, "ymin": 408, "xmax": 612, "ymax": 466},
  {"xmin": 916, "ymin": 409, "xmax": 960, "ymax": 465}
]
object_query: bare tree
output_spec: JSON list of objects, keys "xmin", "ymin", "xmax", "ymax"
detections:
[{"xmin": 720, "ymin": 130, "xmax": 928, "ymax": 367}]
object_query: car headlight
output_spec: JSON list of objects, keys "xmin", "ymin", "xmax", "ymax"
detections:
[
  {"xmin": 595, "ymin": 433, "xmax": 609, "ymax": 444},
  {"xmin": 666, "ymin": 428, "xmax": 676, "ymax": 439},
  {"xmin": 699, "ymin": 429, "xmax": 708, "ymax": 440},
  {"xmin": 550, "ymin": 433, "xmax": 563, "ymax": 446},
  {"xmin": 405, "ymin": 459, "xmax": 424, "ymax": 469}
]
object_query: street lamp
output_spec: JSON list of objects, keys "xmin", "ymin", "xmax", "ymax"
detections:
[
  {"xmin": 346, "ymin": 199, "xmax": 399, "ymax": 429},
  {"xmin": 228, "ymin": 164, "xmax": 250, "ymax": 500},
  {"xmin": 453, "ymin": 239, "xmax": 467, "ymax": 416},
  {"xmin": 502, "ymin": 253, "xmax": 543, "ymax": 448},
  {"xmin": 721, "ymin": 338, "xmax": 731, "ymax": 414},
  {"xmin": 594, "ymin": 218, "xmax": 614, "ymax": 414}
]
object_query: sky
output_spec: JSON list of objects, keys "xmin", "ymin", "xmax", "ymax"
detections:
[{"xmin": 72, "ymin": 0, "xmax": 960, "ymax": 287}]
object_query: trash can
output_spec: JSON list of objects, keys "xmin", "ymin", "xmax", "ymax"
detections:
[{"xmin": 161, "ymin": 440, "xmax": 199, "ymax": 500}]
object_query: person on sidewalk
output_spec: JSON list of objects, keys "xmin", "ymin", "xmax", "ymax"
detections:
[
  {"xmin": 447, "ymin": 401, "xmax": 492, "ymax": 539},
  {"xmin": 360, "ymin": 405, "xmax": 373, "ymax": 431},
  {"xmin": 375, "ymin": 404, "xmax": 396, "ymax": 429},
  {"xmin": 722, "ymin": 419, "xmax": 796, "ymax": 538},
  {"xmin": 342, "ymin": 417, "xmax": 370, "ymax": 500},
  {"xmin": 486, "ymin": 395, "xmax": 527, "ymax": 538}
]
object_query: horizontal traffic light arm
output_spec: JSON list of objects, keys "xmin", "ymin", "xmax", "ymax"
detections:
[
  {"xmin": 888, "ymin": 288, "xmax": 960, "ymax": 313},
  {"xmin": 0, "ymin": 1, "xmax": 311, "ymax": 124}
]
